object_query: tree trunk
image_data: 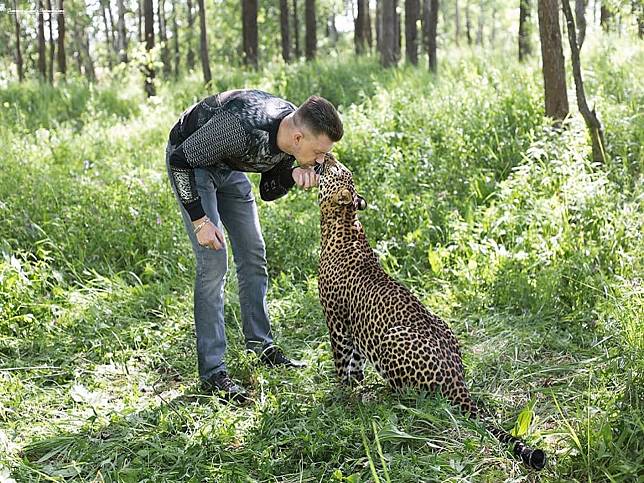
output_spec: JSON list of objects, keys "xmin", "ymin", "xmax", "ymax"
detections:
[
  {"xmin": 186, "ymin": 0, "xmax": 195, "ymax": 69},
  {"xmin": 465, "ymin": 0, "xmax": 472, "ymax": 44},
  {"xmin": 38, "ymin": 0, "xmax": 47, "ymax": 80},
  {"xmin": 81, "ymin": 24, "xmax": 96, "ymax": 81},
  {"xmin": 242, "ymin": 0, "xmax": 259, "ymax": 68},
  {"xmin": 381, "ymin": 0, "xmax": 396, "ymax": 66},
  {"xmin": 537, "ymin": 0, "xmax": 569, "ymax": 121},
  {"xmin": 13, "ymin": 0, "xmax": 24, "ymax": 82},
  {"xmin": 600, "ymin": 4, "xmax": 611, "ymax": 31},
  {"xmin": 561, "ymin": 0, "xmax": 606, "ymax": 162},
  {"xmin": 138, "ymin": 0, "xmax": 143, "ymax": 42},
  {"xmin": 376, "ymin": 0, "xmax": 382, "ymax": 54},
  {"xmin": 519, "ymin": 0, "xmax": 532, "ymax": 61},
  {"xmin": 106, "ymin": 0, "xmax": 117, "ymax": 52},
  {"xmin": 426, "ymin": 0, "xmax": 438, "ymax": 72},
  {"xmin": 305, "ymin": 0, "xmax": 316, "ymax": 60},
  {"xmin": 159, "ymin": 0, "xmax": 171, "ymax": 76},
  {"xmin": 144, "ymin": 0, "xmax": 156, "ymax": 95},
  {"xmin": 328, "ymin": 13, "xmax": 338, "ymax": 44},
  {"xmin": 356, "ymin": 0, "xmax": 369, "ymax": 54},
  {"xmin": 405, "ymin": 0, "xmax": 420, "ymax": 64},
  {"xmin": 197, "ymin": 0, "xmax": 211, "ymax": 81},
  {"xmin": 102, "ymin": 2, "xmax": 113, "ymax": 69},
  {"xmin": 574, "ymin": 0, "xmax": 587, "ymax": 48},
  {"xmin": 57, "ymin": 0, "xmax": 66, "ymax": 78},
  {"xmin": 172, "ymin": 0, "xmax": 180, "ymax": 77},
  {"xmin": 455, "ymin": 0, "xmax": 460, "ymax": 45},
  {"xmin": 490, "ymin": 6, "xmax": 497, "ymax": 45},
  {"xmin": 394, "ymin": 0, "xmax": 401, "ymax": 62},
  {"xmin": 293, "ymin": 0, "xmax": 301, "ymax": 58},
  {"xmin": 117, "ymin": 0, "xmax": 128, "ymax": 62},
  {"xmin": 280, "ymin": 0, "xmax": 291, "ymax": 61},
  {"xmin": 476, "ymin": 0, "xmax": 483, "ymax": 45},
  {"xmin": 46, "ymin": 0, "xmax": 55, "ymax": 83}
]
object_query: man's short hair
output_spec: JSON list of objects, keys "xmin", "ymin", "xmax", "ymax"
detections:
[{"xmin": 293, "ymin": 96, "xmax": 343, "ymax": 142}]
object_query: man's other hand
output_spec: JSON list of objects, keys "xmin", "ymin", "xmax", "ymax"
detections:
[
  {"xmin": 292, "ymin": 167, "xmax": 320, "ymax": 189},
  {"xmin": 194, "ymin": 219, "xmax": 226, "ymax": 250}
]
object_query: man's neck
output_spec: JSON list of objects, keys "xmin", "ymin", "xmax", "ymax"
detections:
[{"xmin": 276, "ymin": 114, "xmax": 294, "ymax": 155}]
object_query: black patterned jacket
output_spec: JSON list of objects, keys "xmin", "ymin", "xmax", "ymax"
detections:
[{"xmin": 168, "ymin": 89, "xmax": 297, "ymax": 221}]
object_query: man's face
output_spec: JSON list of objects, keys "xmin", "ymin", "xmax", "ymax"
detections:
[{"xmin": 292, "ymin": 128, "xmax": 334, "ymax": 168}]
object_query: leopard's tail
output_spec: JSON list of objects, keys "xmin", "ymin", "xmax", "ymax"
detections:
[{"xmin": 460, "ymin": 397, "xmax": 546, "ymax": 470}]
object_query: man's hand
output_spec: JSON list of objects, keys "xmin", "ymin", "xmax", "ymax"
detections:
[
  {"xmin": 292, "ymin": 167, "xmax": 320, "ymax": 189},
  {"xmin": 193, "ymin": 217, "xmax": 226, "ymax": 250}
]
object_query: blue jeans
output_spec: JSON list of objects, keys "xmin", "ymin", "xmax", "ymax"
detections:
[{"xmin": 165, "ymin": 141, "xmax": 274, "ymax": 380}]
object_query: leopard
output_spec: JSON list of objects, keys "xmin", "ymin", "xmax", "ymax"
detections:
[{"xmin": 316, "ymin": 155, "xmax": 546, "ymax": 470}]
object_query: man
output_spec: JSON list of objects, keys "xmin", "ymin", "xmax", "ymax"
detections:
[{"xmin": 165, "ymin": 89, "xmax": 343, "ymax": 402}]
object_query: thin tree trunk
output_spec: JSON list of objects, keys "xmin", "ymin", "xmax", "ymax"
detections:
[
  {"xmin": 381, "ymin": 0, "xmax": 396, "ymax": 66},
  {"xmin": 476, "ymin": 0, "xmax": 483, "ymax": 45},
  {"xmin": 81, "ymin": 24, "xmax": 96, "ymax": 81},
  {"xmin": 519, "ymin": 0, "xmax": 532, "ymax": 61},
  {"xmin": 117, "ymin": 0, "xmax": 128, "ymax": 62},
  {"xmin": 197, "ymin": 0, "xmax": 211, "ymax": 81},
  {"xmin": 600, "ymin": 4, "xmax": 611, "ymax": 31},
  {"xmin": 13, "ymin": 0, "xmax": 24, "ymax": 82},
  {"xmin": 293, "ymin": 0, "xmax": 301, "ymax": 58},
  {"xmin": 537, "ymin": 0, "xmax": 569, "ymax": 121},
  {"xmin": 366, "ymin": 3, "xmax": 373, "ymax": 49},
  {"xmin": 328, "ymin": 13, "xmax": 338, "ymax": 44},
  {"xmin": 186, "ymin": 0, "xmax": 195, "ymax": 69},
  {"xmin": 426, "ymin": 0, "xmax": 438, "ymax": 72},
  {"xmin": 394, "ymin": 0, "xmax": 401, "ymax": 62},
  {"xmin": 106, "ymin": 0, "xmax": 117, "ymax": 51},
  {"xmin": 46, "ymin": 0, "xmax": 55, "ymax": 82},
  {"xmin": 455, "ymin": 0, "xmax": 460, "ymax": 45},
  {"xmin": 465, "ymin": 0, "xmax": 472, "ymax": 44},
  {"xmin": 144, "ymin": 0, "xmax": 156, "ymax": 95},
  {"xmin": 56, "ymin": 0, "xmax": 66, "ymax": 78},
  {"xmin": 172, "ymin": 0, "xmax": 180, "ymax": 77},
  {"xmin": 159, "ymin": 0, "xmax": 171, "ymax": 76},
  {"xmin": 38, "ymin": 0, "xmax": 47, "ymax": 80},
  {"xmin": 376, "ymin": 0, "xmax": 382, "ymax": 54},
  {"xmin": 561, "ymin": 0, "xmax": 606, "ymax": 162},
  {"xmin": 490, "ymin": 6, "xmax": 497, "ymax": 45},
  {"xmin": 575, "ymin": 0, "xmax": 587, "ymax": 48},
  {"xmin": 405, "ymin": 0, "xmax": 420, "ymax": 64},
  {"xmin": 356, "ymin": 0, "xmax": 369, "ymax": 54},
  {"xmin": 242, "ymin": 0, "xmax": 259, "ymax": 68},
  {"xmin": 280, "ymin": 0, "xmax": 291, "ymax": 61},
  {"xmin": 102, "ymin": 2, "xmax": 113, "ymax": 69},
  {"xmin": 305, "ymin": 0, "xmax": 316, "ymax": 60},
  {"xmin": 138, "ymin": 0, "xmax": 143, "ymax": 42}
]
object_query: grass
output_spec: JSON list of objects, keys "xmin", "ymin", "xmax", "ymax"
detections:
[{"xmin": 1, "ymin": 37, "xmax": 642, "ymax": 482}]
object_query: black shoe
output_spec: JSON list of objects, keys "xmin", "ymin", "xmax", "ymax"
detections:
[
  {"xmin": 202, "ymin": 371, "xmax": 248, "ymax": 403},
  {"xmin": 259, "ymin": 346, "xmax": 307, "ymax": 368}
]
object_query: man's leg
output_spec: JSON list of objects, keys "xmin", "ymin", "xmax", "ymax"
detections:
[
  {"xmin": 215, "ymin": 171, "xmax": 274, "ymax": 353},
  {"xmin": 166, "ymin": 144, "xmax": 229, "ymax": 380}
]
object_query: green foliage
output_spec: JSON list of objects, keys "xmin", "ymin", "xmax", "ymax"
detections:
[{"xmin": 0, "ymin": 38, "xmax": 642, "ymax": 482}]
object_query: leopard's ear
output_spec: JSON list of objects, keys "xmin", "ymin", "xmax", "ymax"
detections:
[{"xmin": 333, "ymin": 188, "xmax": 353, "ymax": 205}]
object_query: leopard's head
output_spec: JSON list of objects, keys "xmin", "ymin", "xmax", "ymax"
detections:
[{"xmin": 317, "ymin": 153, "xmax": 367, "ymax": 216}]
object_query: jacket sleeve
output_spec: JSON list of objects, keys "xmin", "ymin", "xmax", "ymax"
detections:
[
  {"xmin": 168, "ymin": 110, "xmax": 248, "ymax": 221},
  {"xmin": 259, "ymin": 157, "xmax": 296, "ymax": 201}
]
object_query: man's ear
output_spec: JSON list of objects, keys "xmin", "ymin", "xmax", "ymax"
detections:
[{"xmin": 333, "ymin": 189, "xmax": 353, "ymax": 206}]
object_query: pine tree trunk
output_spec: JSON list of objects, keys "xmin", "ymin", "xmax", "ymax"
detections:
[
  {"xmin": 57, "ymin": 0, "xmax": 66, "ymax": 77},
  {"xmin": 519, "ymin": 0, "xmax": 532, "ymax": 61},
  {"xmin": 242, "ymin": 0, "xmax": 259, "ymax": 68},
  {"xmin": 381, "ymin": 0, "xmax": 396, "ymax": 66},
  {"xmin": 305, "ymin": 0, "xmax": 316, "ymax": 60},
  {"xmin": 102, "ymin": 2, "xmax": 113, "ymax": 69},
  {"xmin": 426, "ymin": 0, "xmax": 438, "ymax": 72},
  {"xmin": 280, "ymin": 0, "xmax": 291, "ymax": 61},
  {"xmin": 159, "ymin": 0, "xmax": 171, "ymax": 76},
  {"xmin": 465, "ymin": 0, "xmax": 472, "ymax": 44},
  {"xmin": 117, "ymin": 0, "xmax": 128, "ymax": 62},
  {"xmin": 38, "ymin": 0, "xmax": 47, "ymax": 80},
  {"xmin": 172, "ymin": 0, "xmax": 180, "ymax": 77},
  {"xmin": 13, "ymin": 0, "xmax": 24, "ymax": 82},
  {"xmin": 356, "ymin": 0, "xmax": 368, "ymax": 54},
  {"xmin": 186, "ymin": 0, "xmax": 195, "ymax": 69},
  {"xmin": 561, "ymin": 0, "xmax": 606, "ymax": 162},
  {"xmin": 537, "ymin": 0, "xmax": 569, "ymax": 121},
  {"xmin": 405, "ymin": 0, "xmax": 419, "ymax": 64},
  {"xmin": 46, "ymin": 0, "xmax": 55, "ymax": 82},
  {"xmin": 144, "ymin": 0, "xmax": 156, "ymax": 95},
  {"xmin": 197, "ymin": 0, "xmax": 211, "ymax": 81},
  {"xmin": 455, "ymin": 0, "xmax": 460, "ymax": 45},
  {"xmin": 293, "ymin": 0, "xmax": 301, "ymax": 58}
]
